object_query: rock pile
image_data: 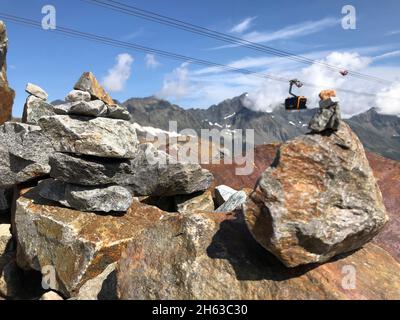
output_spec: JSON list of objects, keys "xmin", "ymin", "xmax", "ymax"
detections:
[{"xmin": 31, "ymin": 72, "xmax": 213, "ymax": 212}]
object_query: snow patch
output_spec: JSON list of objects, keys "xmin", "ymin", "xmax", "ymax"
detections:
[
  {"xmin": 224, "ymin": 112, "xmax": 236, "ymax": 120},
  {"xmin": 133, "ymin": 123, "xmax": 183, "ymax": 137}
]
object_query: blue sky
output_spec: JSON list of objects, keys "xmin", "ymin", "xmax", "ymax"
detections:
[{"xmin": 1, "ymin": 0, "xmax": 400, "ymax": 117}]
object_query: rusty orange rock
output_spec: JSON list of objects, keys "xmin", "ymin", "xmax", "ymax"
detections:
[
  {"xmin": 15, "ymin": 188, "xmax": 165, "ymax": 298},
  {"xmin": 73, "ymin": 72, "xmax": 114, "ymax": 105},
  {"xmin": 319, "ymin": 89, "xmax": 337, "ymax": 101},
  {"xmin": 0, "ymin": 21, "xmax": 15, "ymax": 125},
  {"xmin": 117, "ymin": 211, "xmax": 400, "ymax": 299}
]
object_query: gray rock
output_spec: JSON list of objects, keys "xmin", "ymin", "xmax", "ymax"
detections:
[
  {"xmin": 215, "ymin": 185, "xmax": 237, "ymax": 207},
  {"xmin": 128, "ymin": 144, "xmax": 213, "ymax": 196},
  {"xmin": 38, "ymin": 115, "xmax": 139, "ymax": 159},
  {"xmin": 309, "ymin": 99, "xmax": 341, "ymax": 132},
  {"xmin": 0, "ymin": 122, "xmax": 53, "ymax": 187},
  {"xmin": 49, "ymin": 144, "xmax": 213, "ymax": 196},
  {"xmin": 215, "ymin": 191, "xmax": 247, "ymax": 212},
  {"xmin": 38, "ymin": 179, "xmax": 134, "ymax": 212},
  {"xmin": 244, "ymin": 122, "xmax": 389, "ymax": 267},
  {"xmin": 52, "ymin": 102, "xmax": 72, "ymax": 115},
  {"xmin": 107, "ymin": 104, "xmax": 131, "ymax": 120},
  {"xmin": 55, "ymin": 99, "xmax": 129, "ymax": 120},
  {"xmin": 49, "ymin": 152, "xmax": 132, "ymax": 186},
  {"xmin": 65, "ymin": 90, "xmax": 91, "ymax": 103},
  {"xmin": 69, "ymin": 100, "xmax": 108, "ymax": 117},
  {"xmin": 22, "ymin": 95, "xmax": 56, "ymax": 124},
  {"xmin": 25, "ymin": 83, "xmax": 48, "ymax": 101}
]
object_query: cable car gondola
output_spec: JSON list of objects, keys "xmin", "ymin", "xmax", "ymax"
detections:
[{"xmin": 284, "ymin": 79, "xmax": 307, "ymax": 111}]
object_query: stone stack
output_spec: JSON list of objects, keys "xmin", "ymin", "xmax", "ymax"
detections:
[
  {"xmin": 35, "ymin": 72, "xmax": 213, "ymax": 213},
  {"xmin": 34, "ymin": 73, "xmax": 139, "ymax": 213}
]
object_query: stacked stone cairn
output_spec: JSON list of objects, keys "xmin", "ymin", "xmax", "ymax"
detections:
[{"xmin": 33, "ymin": 72, "xmax": 213, "ymax": 213}]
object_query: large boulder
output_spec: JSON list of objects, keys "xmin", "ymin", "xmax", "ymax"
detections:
[
  {"xmin": 38, "ymin": 115, "xmax": 139, "ymax": 158},
  {"xmin": 116, "ymin": 211, "xmax": 400, "ymax": 299},
  {"xmin": 38, "ymin": 179, "xmax": 134, "ymax": 212},
  {"xmin": 0, "ymin": 122, "xmax": 53, "ymax": 187},
  {"xmin": 15, "ymin": 188, "xmax": 165, "ymax": 298},
  {"xmin": 244, "ymin": 122, "xmax": 388, "ymax": 267},
  {"xmin": 0, "ymin": 21, "xmax": 15, "ymax": 125},
  {"xmin": 49, "ymin": 144, "xmax": 214, "ymax": 196},
  {"xmin": 74, "ymin": 72, "xmax": 114, "ymax": 105}
]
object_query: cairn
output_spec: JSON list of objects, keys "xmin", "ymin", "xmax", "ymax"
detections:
[{"xmin": 34, "ymin": 72, "xmax": 213, "ymax": 213}]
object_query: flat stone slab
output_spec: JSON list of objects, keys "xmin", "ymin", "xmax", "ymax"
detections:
[
  {"xmin": 38, "ymin": 115, "xmax": 138, "ymax": 158},
  {"xmin": 38, "ymin": 179, "xmax": 134, "ymax": 212}
]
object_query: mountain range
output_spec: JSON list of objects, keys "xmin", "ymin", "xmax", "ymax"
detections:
[{"xmin": 122, "ymin": 94, "xmax": 400, "ymax": 161}]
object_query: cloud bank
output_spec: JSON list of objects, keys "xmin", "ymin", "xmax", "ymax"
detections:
[{"xmin": 158, "ymin": 50, "xmax": 400, "ymax": 117}]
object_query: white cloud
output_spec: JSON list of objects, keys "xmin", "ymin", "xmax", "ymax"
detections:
[
  {"xmin": 386, "ymin": 30, "xmax": 400, "ymax": 36},
  {"xmin": 376, "ymin": 82, "xmax": 400, "ymax": 116},
  {"xmin": 373, "ymin": 50, "xmax": 400, "ymax": 61},
  {"xmin": 213, "ymin": 17, "xmax": 340, "ymax": 50},
  {"xmin": 158, "ymin": 62, "xmax": 192, "ymax": 100},
  {"xmin": 121, "ymin": 28, "xmax": 144, "ymax": 41},
  {"xmin": 102, "ymin": 53, "xmax": 134, "ymax": 92},
  {"xmin": 229, "ymin": 16, "xmax": 257, "ymax": 34},
  {"xmin": 145, "ymin": 54, "xmax": 161, "ymax": 69}
]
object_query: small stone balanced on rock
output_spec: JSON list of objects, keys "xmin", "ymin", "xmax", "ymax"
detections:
[
  {"xmin": 309, "ymin": 89, "xmax": 341, "ymax": 132},
  {"xmin": 244, "ymin": 90, "xmax": 389, "ymax": 267},
  {"xmin": 36, "ymin": 72, "xmax": 213, "ymax": 213}
]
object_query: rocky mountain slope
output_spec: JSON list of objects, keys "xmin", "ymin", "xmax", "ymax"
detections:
[{"xmin": 124, "ymin": 95, "xmax": 400, "ymax": 160}]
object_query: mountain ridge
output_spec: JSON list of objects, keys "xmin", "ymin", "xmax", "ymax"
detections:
[{"xmin": 123, "ymin": 94, "xmax": 400, "ymax": 161}]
